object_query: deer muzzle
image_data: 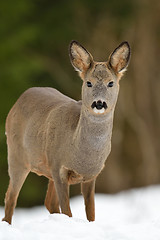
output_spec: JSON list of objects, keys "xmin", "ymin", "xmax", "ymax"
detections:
[{"xmin": 91, "ymin": 100, "xmax": 107, "ymax": 114}]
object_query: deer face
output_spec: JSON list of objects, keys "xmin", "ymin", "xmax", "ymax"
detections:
[
  {"xmin": 69, "ymin": 41, "xmax": 130, "ymax": 116},
  {"xmin": 81, "ymin": 62, "xmax": 119, "ymax": 115}
]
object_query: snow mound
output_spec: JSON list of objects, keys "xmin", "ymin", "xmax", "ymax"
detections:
[{"xmin": 1, "ymin": 185, "xmax": 160, "ymax": 240}]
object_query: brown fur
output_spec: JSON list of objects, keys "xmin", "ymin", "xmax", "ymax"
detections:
[
  {"xmin": 3, "ymin": 41, "xmax": 130, "ymax": 224},
  {"xmin": 45, "ymin": 180, "xmax": 60, "ymax": 214}
]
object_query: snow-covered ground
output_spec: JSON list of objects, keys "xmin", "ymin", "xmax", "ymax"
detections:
[{"xmin": 0, "ymin": 185, "xmax": 160, "ymax": 240}]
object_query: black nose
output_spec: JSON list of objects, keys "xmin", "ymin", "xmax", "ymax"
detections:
[
  {"xmin": 91, "ymin": 100, "xmax": 107, "ymax": 110},
  {"xmin": 96, "ymin": 100, "xmax": 103, "ymax": 110}
]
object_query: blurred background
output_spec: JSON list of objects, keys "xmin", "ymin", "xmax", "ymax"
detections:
[{"xmin": 0, "ymin": 0, "xmax": 160, "ymax": 207}]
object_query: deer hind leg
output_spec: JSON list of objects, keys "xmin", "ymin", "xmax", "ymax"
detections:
[
  {"xmin": 2, "ymin": 165, "xmax": 29, "ymax": 224},
  {"xmin": 44, "ymin": 180, "xmax": 60, "ymax": 214},
  {"xmin": 81, "ymin": 179, "xmax": 96, "ymax": 221}
]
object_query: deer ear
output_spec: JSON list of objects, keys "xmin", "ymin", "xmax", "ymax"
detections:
[
  {"xmin": 69, "ymin": 40, "xmax": 93, "ymax": 72},
  {"xmin": 108, "ymin": 41, "xmax": 130, "ymax": 75}
]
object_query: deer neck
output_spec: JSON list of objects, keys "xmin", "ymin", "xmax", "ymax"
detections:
[{"xmin": 73, "ymin": 106, "xmax": 114, "ymax": 151}]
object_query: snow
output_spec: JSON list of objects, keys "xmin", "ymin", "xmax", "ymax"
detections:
[{"xmin": 1, "ymin": 185, "xmax": 160, "ymax": 240}]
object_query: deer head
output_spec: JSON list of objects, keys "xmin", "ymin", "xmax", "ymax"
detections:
[{"xmin": 69, "ymin": 41, "xmax": 130, "ymax": 117}]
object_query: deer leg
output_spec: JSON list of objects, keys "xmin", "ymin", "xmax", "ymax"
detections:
[
  {"xmin": 81, "ymin": 179, "xmax": 96, "ymax": 221},
  {"xmin": 2, "ymin": 166, "xmax": 29, "ymax": 224},
  {"xmin": 53, "ymin": 169, "xmax": 72, "ymax": 217},
  {"xmin": 44, "ymin": 179, "xmax": 60, "ymax": 214}
]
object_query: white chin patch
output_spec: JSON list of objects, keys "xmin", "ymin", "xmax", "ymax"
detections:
[{"xmin": 93, "ymin": 108, "xmax": 105, "ymax": 114}]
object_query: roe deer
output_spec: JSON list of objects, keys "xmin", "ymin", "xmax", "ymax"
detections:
[{"xmin": 3, "ymin": 40, "xmax": 130, "ymax": 224}]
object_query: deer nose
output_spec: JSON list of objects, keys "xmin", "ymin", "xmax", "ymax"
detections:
[
  {"xmin": 91, "ymin": 100, "xmax": 107, "ymax": 110},
  {"xmin": 96, "ymin": 100, "xmax": 103, "ymax": 110}
]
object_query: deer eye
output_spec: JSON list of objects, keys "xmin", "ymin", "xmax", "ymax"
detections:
[
  {"xmin": 107, "ymin": 81, "xmax": 114, "ymax": 87},
  {"xmin": 87, "ymin": 81, "xmax": 92, "ymax": 87}
]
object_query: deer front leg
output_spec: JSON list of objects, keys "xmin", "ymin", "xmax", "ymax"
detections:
[
  {"xmin": 53, "ymin": 167, "xmax": 72, "ymax": 217},
  {"xmin": 81, "ymin": 179, "xmax": 96, "ymax": 221},
  {"xmin": 45, "ymin": 179, "xmax": 60, "ymax": 214}
]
